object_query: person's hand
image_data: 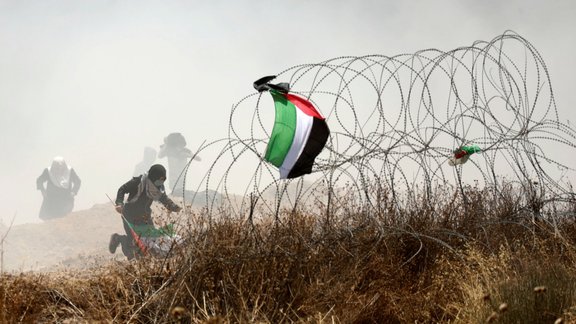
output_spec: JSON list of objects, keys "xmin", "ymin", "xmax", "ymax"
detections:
[
  {"xmin": 172, "ymin": 205, "xmax": 182, "ymax": 213},
  {"xmin": 115, "ymin": 204, "xmax": 123, "ymax": 214}
]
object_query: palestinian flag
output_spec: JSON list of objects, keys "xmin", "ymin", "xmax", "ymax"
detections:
[
  {"xmin": 264, "ymin": 89, "xmax": 330, "ymax": 179},
  {"xmin": 130, "ymin": 223, "xmax": 176, "ymax": 237},
  {"xmin": 448, "ymin": 144, "xmax": 482, "ymax": 166},
  {"xmin": 126, "ymin": 221, "xmax": 181, "ymax": 257}
]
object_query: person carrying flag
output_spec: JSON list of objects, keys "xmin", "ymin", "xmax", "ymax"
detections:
[{"xmin": 110, "ymin": 164, "xmax": 181, "ymax": 260}]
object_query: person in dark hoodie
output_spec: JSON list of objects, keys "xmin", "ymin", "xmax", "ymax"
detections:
[{"xmin": 109, "ymin": 164, "xmax": 181, "ymax": 260}]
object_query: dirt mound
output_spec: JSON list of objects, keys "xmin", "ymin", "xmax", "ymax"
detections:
[{"xmin": 1, "ymin": 203, "xmax": 125, "ymax": 272}]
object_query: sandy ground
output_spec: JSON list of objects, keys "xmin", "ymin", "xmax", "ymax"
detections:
[{"xmin": 0, "ymin": 203, "xmax": 127, "ymax": 273}]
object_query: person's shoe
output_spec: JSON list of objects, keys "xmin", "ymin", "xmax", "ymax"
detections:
[{"xmin": 109, "ymin": 233, "xmax": 121, "ymax": 254}]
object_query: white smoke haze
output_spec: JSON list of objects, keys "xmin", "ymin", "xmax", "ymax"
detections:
[{"xmin": 1, "ymin": 0, "xmax": 576, "ymax": 226}]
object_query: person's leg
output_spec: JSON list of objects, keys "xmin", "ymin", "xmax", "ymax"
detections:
[
  {"xmin": 40, "ymin": 195, "xmax": 62, "ymax": 220},
  {"xmin": 119, "ymin": 221, "xmax": 136, "ymax": 260},
  {"xmin": 109, "ymin": 232, "xmax": 136, "ymax": 260},
  {"xmin": 52, "ymin": 193, "xmax": 73, "ymax": 218},
  {"xmin": 109, "ymin": 233, "xmax": 121, "ymax": 253},
  {"xmin": 39, "ymin": 198, "xmax": 50, "ymax": 220},
  {"xmin": 121, "ymin": 221, "xmax": 149, "ymax": 260},
  {"xmin": 120, "ymin": 234, "xmax": 136, "ymax": 260},
  {"xmin": 62, "ymin": 196, "xmax": 74, "ymax": 215}
]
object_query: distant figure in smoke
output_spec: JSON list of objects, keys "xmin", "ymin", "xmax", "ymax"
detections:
[
  {"xmin": 36, "ymin": 156, "xmax": 81, "ymax": 220},
  {"xmin": 158, "ymin": 133, "xmax": 200, "ymax": 195},
  {"xmin": 110, "ymin": 164, "xmax": 181, "ymax": 260},
  {"xmin": 133, "ymin": 146, "xmax": 157, "ymax": 177}
]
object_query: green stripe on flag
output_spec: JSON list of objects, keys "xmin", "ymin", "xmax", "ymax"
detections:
[{"xmin": 265, "ymin": 91, "xmax": 297, "ymax": 167}]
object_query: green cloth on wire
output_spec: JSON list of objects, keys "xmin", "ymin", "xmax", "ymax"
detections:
[{"xmin": 459, "ymin": 145, "xmax": 481, "ymax": 155}]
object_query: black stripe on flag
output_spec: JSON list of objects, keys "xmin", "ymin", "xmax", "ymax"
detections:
[{"xmin": 287, "ymin": 118, "xmax": 330, "ymax": 179}]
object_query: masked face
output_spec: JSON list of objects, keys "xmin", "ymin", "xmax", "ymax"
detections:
[{"xmin": 154, "ymin": 179, "xmax": 165, "ymax": 187}]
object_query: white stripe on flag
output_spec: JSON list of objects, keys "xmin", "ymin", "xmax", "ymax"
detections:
[{"xmin": 279, "ymin": 107, "xmax": 314, "ymax": 178}]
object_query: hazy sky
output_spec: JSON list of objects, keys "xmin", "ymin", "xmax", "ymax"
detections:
[{"xmin": 1, "ymin": 0, "xmax": 576, "ymax": 225}]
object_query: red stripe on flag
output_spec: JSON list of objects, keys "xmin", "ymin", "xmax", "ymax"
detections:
[{"xmin": 285, "ymin": 93, "xmax": 324, "ymax": 119}]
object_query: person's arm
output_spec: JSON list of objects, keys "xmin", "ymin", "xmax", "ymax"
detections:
[
  {"xmin": 37, "ymin": 169, "xmax": 49, "ymax": 196},
  {"xmin": 159, "ymin": 194, "xmax": 181, "ymax": 212},
  {"xmin": 70, "ymin": 168, "xmax": 81, "ymax": 195},
  {"xmin": 115, "ymin": 177, "xmax": 139, "ymax": 213},
  {"xmin": 182, "ymin": 147, "xmax": 193, "ymax": 158}
]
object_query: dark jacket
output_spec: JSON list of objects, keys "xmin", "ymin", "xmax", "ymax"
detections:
[
  {"xmin": 37, "ymin": 168, "xmax": 81, "ymax": 196},
  {"xmin": 115, "ymin": 176, "xmax": 180, "ymax": 226},
  {"xmin": 37, "ymin": 168, "xmax": 81, "ymax": 220}
]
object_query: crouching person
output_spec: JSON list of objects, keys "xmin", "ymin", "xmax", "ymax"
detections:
[{"xmin": 110, "ymin": 164, "xmax": 182, "ymax": 260}]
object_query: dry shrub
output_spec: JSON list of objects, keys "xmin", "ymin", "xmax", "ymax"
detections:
[
  {"xmin": 444, "ymin": 235, "xmax": 576, "ymax": 323},
  {"xmin": 1, "ymin": 182, "xmax": 575, "ymax": 323}
]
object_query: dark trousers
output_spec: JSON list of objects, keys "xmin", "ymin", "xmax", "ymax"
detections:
[{"xmin": 118, "ymin": 220, "xmax": 145, "ymax": 260}]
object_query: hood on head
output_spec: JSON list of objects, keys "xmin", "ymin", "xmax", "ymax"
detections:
[{"xmin": 148, "ymin": 164, "xmax": 166, "ymax": 182}]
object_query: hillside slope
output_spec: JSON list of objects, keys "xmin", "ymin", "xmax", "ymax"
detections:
[{"xmin": 1, "ymin": 203, "xmax": 125, "ymax": 272}]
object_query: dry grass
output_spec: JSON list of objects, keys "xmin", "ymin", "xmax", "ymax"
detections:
[{"xmin": 1, "ymin": 183, "xmax": 576, "ymax": 323}]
